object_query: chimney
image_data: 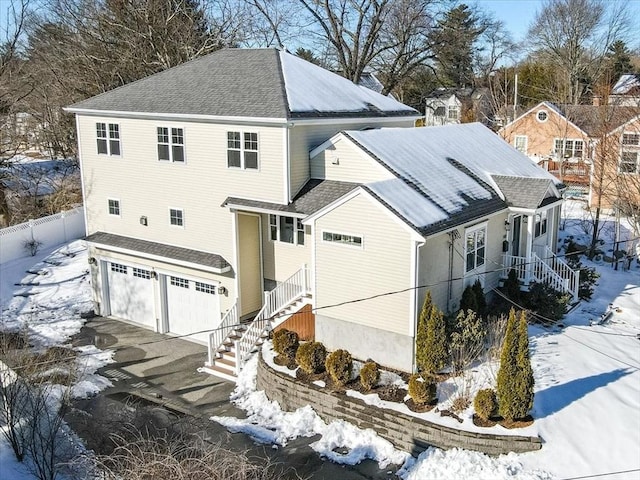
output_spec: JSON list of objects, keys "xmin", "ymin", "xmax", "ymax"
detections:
[{"xmin": 592, "ymin": 96, "xmax": 601, "ymax": 106}]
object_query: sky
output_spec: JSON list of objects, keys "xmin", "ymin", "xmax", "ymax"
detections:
[{"xmin": 475, "ymin": 0, "xmax": 545, "ymax": 42}]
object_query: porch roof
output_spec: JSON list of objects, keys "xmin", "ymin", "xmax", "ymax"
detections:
[
  {"xmin": 85, "ymin": 232, "xmax": 231, "ymax": 273},
  {"xmin": 491, "ymin": 175, "xmax": 562, "ymax": 209},
  {"xmin": 223, "ymin": 179, "xmax": 360, "ymax": 216}
]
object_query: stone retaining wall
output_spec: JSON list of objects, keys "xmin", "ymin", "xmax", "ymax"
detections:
[{"xmin": 257, "ymin": 355, "xmax": 542, "ymax": 456}]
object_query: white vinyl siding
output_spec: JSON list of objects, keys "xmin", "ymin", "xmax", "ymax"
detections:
[{"xmin": 315, "ymin": 193, "xmax": 412, "ymax": 336}]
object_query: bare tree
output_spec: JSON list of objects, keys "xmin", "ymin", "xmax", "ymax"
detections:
[{"xmin": 528, "ymin": 0, "xmax": 631, "ymax": 105}]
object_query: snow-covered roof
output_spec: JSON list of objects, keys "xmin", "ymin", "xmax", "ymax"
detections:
[
  {"xmin": 68, "ymin": 49, "xmax": 418, "ymax": 120},
  {"xmin": 341, "ymin": 123, "xmax": 561, "ymax": 234},
  {"xmin": 612, "ymin": 74, "xmax": 640, "ymax": 95}
]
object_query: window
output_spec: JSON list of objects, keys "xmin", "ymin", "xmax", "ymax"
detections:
[
  {"xmin": 169, "ymin": 208, "xmax": 184, "ymax": 227},
  {"xmin": 514, "ymin": 135, "xmax": 528, "ymax": 154},
  {"xmin": 447, "ymin": 105, "xmax": 459, "ymax": 120},
  {"xmin": 269, "ymin": 214, "xmax": 304, "ymax": 245},
  {"xmin": 434, "ymin": 106, "xmax": 446, "ymax": 117},
  {"xmin": 622, "ymin": 133, "xmax": 640, "ymax": 145},
  {"xmin": 536, "ymin": 110, "xmax": 548, "ymax": 122},
  {"xmin": 465, "ymin": 227, "xmax": 485, "ymax": 272},
  {"xmin": 554, "ymin": 138, "xmax": 584, "ymax": 158},
  {"xmin": 157, "ymin": 127, "xmax": 185, "ymax": 162},
  {"xmin": 110, "ymin": 263, "xmax": 127, "ymax": 274},
  {"xmin": 620, "ymin": 152, "xmax": 639, "ymax": 174},
  {"xmin": 195, "ymin": 282, "xmax": 216, "ymax": 294},
  {"xmin": 97, "ymin": 123, "xmax": 120, "ymax": 156},
  {"xmin": 535, "ymin": 210, "xmax": 548, "ymax": 237},
  {"xmin": 170, "ymin": 276, "xmax": 189, "ymax": 288},
  {"xmin": 227, "ymin": 131, "xmax": 259, "ymax": 169},
  {"xmin": 133, "ymin": 268, "xmax": 151, "ymax": 279},
  {"xmin": 108, "ymin": 199, "xmax": 120, "ymax": 216},
  {"xmin": 322, "ymin": 231, "xmax": 363, "ymax": 247}
]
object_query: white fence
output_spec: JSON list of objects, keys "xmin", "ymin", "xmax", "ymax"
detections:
[{"xmin": 0, "ymin": 207, "xmax": 85, "ymax": 264}]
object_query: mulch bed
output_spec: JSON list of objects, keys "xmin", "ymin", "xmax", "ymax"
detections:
[
  {"xmin": 472, "ymin": 414, "xmax": 534, "ymax": 428},
  {"xmin": 376, "ymin": 384, "xmax": 408, "ymax": 403},
  {"xmin": 405, "ymin": 398, "xmax": 437, "ymax": 413},
  {"xmin": 273, "ymin": 354, "xmax": 297, "ymax": 370}
]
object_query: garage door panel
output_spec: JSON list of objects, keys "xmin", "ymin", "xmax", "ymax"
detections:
[
  {"xmin": 166, "ymin": 276, "xmax": 220, "ymax": 344},
  {"xmin": 107, "ymin": 263, "xmax": 155, "ymax": 329}
]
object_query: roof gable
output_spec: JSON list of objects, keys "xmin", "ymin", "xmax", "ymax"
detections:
[
  {"xmin": 68, "ymin": 48, "xmax": 418, "ymax": 120},
  {"xmin": 491, "ymin": 175, "xmax": 556, "ymax": 209}
]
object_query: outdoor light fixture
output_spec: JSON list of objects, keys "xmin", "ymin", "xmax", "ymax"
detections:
[
  {"xmin": 150, "ymin": 271, "xmax": 158, "ymax": 279},
  {"xmin": 218, "ymin": 286, "xmax": 227, "ymax": 295},
  {"xmin": 140, "ymin": 216, "xmax": 148, "ymax": 226},
  {"xmin": 88, "ymin": 257, "xmax": 97, "ymax": 265}
]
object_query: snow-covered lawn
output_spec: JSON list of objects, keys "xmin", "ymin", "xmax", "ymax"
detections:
[{"xmin": 0, "ymin": 240, "xmax": 113, "ymax": 480}]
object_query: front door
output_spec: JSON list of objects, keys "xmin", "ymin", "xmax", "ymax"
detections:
[
  {"xmin": 512, "ymin": 216, "xmax": 521, "ymax": 256},
  {"xmin": 238, "ymin": 214, "xmax": 262, "ymax": 316}
]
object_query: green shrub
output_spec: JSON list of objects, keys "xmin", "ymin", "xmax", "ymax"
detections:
[
  {"xmin": 416, "ymin": 292, "xmax": 448, "ymax": 374},
  {"xmin": 525, "ymin": 282, "xmax": 570, "ymax": 323},
  {"xmin": 408, "ymin": 374, "xmax": 437, "ymax": 405},
  {"xmin": 474, "ymin": 388, "xmax": 497, "ymax": 420},
  {"xmin": 295, "ymin": 341, "xmax": 326, "ymax": 374},
  {"xmin": 272, "ymin": 329, "xmax": 299, "ymax": 359},
  {"xmin": 359, "ymin": 361, "xmax": 379, "ymax": 391},
  {"xmin": 497, "ymin": 310, "xmax": 534, "ymax": 421},
  {"xmin": 325, "ymin": 349, "xmax": 352, "ymax": 386},
  {"xmin": 459, "ymin": 280, "xmax": 487, "ymax": 318}
]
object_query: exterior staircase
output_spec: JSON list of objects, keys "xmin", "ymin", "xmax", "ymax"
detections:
[
  {"xmin": 502, "ymin": 245, "xmax": 579, "ymax": 302},
  {"xmin": 202, "ymin": 265, "xmax": 311, "ymax": 381}
]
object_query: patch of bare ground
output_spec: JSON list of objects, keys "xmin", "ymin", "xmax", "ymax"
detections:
[{"xmin": 405, "ymin": 398, "xmax": 438, "ymax": 413}]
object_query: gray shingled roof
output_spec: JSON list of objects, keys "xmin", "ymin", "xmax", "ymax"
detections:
[
  {"xmin": 70, "ymin": 49, "xmax": 289, "ymax": 118},
  {"xmin": 224, "ymin": 179, "xmax": 359, "ymax": 215},
  {"xmin": 68, "ymin": 48, "xmax": 418, "ymax": 120},
  {"xmin": 85, "ymin": 232, "xmax": 230, "ymax": 271},
  {"xmin": 491, "ymin": 175, "xmax": 555, "ymax": 209}
]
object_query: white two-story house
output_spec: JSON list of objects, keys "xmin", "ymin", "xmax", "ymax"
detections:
[{"xmin": 67, "ymin": 48, "xmax": 576, "ymax": 380}]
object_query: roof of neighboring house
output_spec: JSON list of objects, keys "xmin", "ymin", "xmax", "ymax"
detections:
[
  {"xmin": 501, "ymin": 101, "xmax": 639, "ymax": 137},
  {"xmin": 612, "ymin": 74, "xmax": 640, "ymax": 95},
  {"xmin": 338, "ymin": 123, "xmax": 561, "ymax": 235},
  {"xmin": 68, "ymin": 49, "xmax": 418, "ymax": 120},
  {"xmin": 357, "ymin": 72, "xmax": 385, "ymax": 94},
  {"xmin": 84, "ymin": 232, "xmax": 231, "ymax": 271},
  {"xmin": 425, "ymin": 87, "xmax": 490, "ymax": 102},
  {"xmin": 223, "ymin": 179, "xmax": 360, "ymax": 215}
]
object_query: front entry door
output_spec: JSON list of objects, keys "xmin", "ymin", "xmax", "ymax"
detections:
[
  {"xmin": 512, "ymin": 216, "xmax": 522, "ymax": 256},
  {"xmin": 238, "ymin": 214, "xmax": 262, "ymax": 316}
]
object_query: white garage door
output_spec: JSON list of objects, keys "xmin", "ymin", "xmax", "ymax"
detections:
[
  {"xmin": 166, "ymin": 276, "xmax": 221, "ymax": 344},
  {"xmin": 107, "ymin": 263, "xmax": 155, "ymax": 328}
]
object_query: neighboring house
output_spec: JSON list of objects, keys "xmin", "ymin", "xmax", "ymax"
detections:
[
  {"xmin": 609, "ymin": 74, "xmax": 640, "ymax": 107},
  {"xmin": 499, "ymin": 101, "xmax": 640, "ymax": 208},
  {"xmin": 424, "ymin": 88, "xmax": 492, "ymax": 127},
  {"xmin": 66, "ymin": 48, "xmax": 576, "ymax": 381}
]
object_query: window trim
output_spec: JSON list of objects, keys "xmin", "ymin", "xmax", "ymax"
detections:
[
  {"xmin": 619, "ymin": 151, "xmax": 639, "ymax": 174},
  {"xmin": 169, "ymin": 207, "xmax": 184, "ymax": 228},
  {"xmin": 464, "ymin": 223, "xmax": 487, "ymax": 273},
  {"xmin": 321, "ymin": 230, "xmax": 364, "ymax": 249},
  {"xmin": 157, "ymin": 126, "xmax": 185, "ymax": 163},
  {"xmin": 536, "ymin": 110, "xmax": 548, "ymax": 123},
  {"xmin": 107, "ymin": 198, "xmax": 121, "ymax": 217},
  {"xmin": 514, "ymin": 135, "xmax": 528, "ymax": 154},
  {"xmin": 227, "ymin": 130, "xmax": 260, "ymax": 170},
  {"xmin": 269, "ymin": 214, "xmax": 305, "ymax": 246},
  {"xmin": 534, "ymin": 210, "xmax": 548, "ymax": 238},
  {"xmin": 96, "ymin": 122, "xmax": 121, "ymax": 156},
  {"xmin": 554, "ymin": 138, "xmax": 584, "ymax": 159},
  {"xmin": 622, "ymin": 132, "xmax": 640, "ymax": 146},
  {"xmin": 447, "ymin": 105, "xmax": 459, "ymax": 121}
]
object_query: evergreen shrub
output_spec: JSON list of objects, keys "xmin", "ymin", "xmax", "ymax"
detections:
[
  {"xmin": 295, "ymin": 342, "xmax": 327, "ymax": 374},
  {"xmin": 359, "ymin": 361, "xmax": 379, "ymax": 391},
  {"xmin": 325, "ymin": 349, "xmax": 353, "ymax": 386}
]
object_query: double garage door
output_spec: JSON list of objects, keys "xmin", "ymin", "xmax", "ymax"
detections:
[{"xmin": 106, "ymin": 262, "xmax": 220, "ymax": 344}]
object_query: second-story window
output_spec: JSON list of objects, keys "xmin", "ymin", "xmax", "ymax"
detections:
[
  {"xmin": 227, "ymin": 131, "xmax": 259, "ymax": 169},
  {"xmin": 157, "ymin": 127, "xmax": 185, "ymax": 162},
  {"xmin": 447, "ymin": 106, "xmax": 459, "ymax": 121},
  {"xmin": 96, "ymin": 123, "xmax": 120, "ymax": 156}
]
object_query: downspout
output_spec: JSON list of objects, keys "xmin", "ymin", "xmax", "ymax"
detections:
[{"xmin": 411, "ymin": 239, "xmax": 425, "ymax": 374}]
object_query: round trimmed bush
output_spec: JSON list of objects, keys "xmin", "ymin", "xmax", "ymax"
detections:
[
  {"xmin": 272, "ymin": 329, "xmax": 299, "ymax": 359},
  {"xmin": 359, "ymin": 361, "xmax": 379, "ymax": 391},
  {"xmin": 325, "ymin": 349, "xmax": 353, "ymax": 386},
  {"xmin": 295, "ymin": 341, "xmax": 327, "ymax": 374},
  {"xmin": 474, "ymin": 388, "xmax": 498, "ymax": 420},
  {"xmin": 408, "ymin": 374, "xmax": 437, "ymax": 405}
]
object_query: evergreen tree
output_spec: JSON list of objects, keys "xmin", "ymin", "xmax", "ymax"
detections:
[
  {"xmin": 430, "ymin": 4, "xmax": 485, "ymax": 88},
  {"xmin": 497, "ymin": 308, "xmax": 518, "ymax": 420},
  {"xmin": 472, "ymin": 280, "xmax": 487, "ymax": 318},
  {"xmin": 515, "ymin": 311, "xmax": 535, "ymax": 417},
  {"xmin": 415, "ymin": 291, "xmax": 434, "ymax": 372},
  {"xmin": 604, "ymin": 40, "xmax": 634, "ymax": 84},
  {"xmin": 422, "ymin": 306, "xmax": 448, "ymax": 374}
]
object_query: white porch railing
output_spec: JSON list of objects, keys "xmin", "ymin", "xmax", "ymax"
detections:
[
  {"xmin": 207, "ymin": 301, "xmax": 238, "ymax": 365},
  {"xmin": 236, "ymin": 265, "xmax": 311, "ymax": 372},
  {"xmin": 503, "ymin": 249, "xmax": 579, "ymax": 302}
]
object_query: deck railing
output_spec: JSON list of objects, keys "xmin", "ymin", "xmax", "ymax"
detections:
[
  {"xmin": 236, "ymin": 265, "xmax": 310, "ymax": 371},
  {"xmin": 207, "ymin": 301, "xmax": 238, "ymax": 365}
]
